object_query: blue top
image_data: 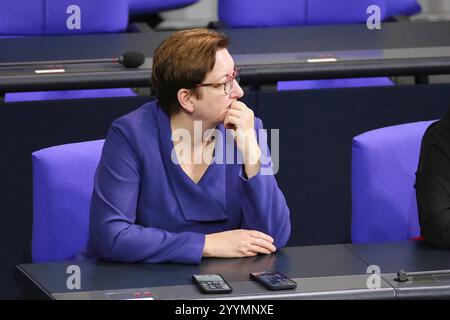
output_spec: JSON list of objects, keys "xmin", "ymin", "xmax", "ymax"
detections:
[{"xmin": 85, "ymin": 101, "xmax": 291, "ymax": 264}]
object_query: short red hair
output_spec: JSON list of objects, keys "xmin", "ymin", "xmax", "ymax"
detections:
[{"xmin": 151, "ymin": 28, "xmax": 229, "ymax": 115}]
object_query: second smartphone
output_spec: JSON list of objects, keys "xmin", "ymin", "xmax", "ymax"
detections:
[{"xmin": 250, "ymin": 271, "xmax": 297, "ymax": 290}]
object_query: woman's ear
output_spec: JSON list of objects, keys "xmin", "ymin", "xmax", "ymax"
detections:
[{"xmin": 177, "ymin": 88, "xmax": 194, "ymax": 113}]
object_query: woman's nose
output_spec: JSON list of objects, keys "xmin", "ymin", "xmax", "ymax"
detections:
[{"xmin": 230, "ymin": 79, "xmax": 244, "ymax": 99}]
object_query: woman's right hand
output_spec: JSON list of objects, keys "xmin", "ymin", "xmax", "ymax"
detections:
[{"xmin": 202, "ymin": 229, "xmax": 277, "ymax": 258}]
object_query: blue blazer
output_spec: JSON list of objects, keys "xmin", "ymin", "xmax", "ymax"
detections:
[{"xmin": 85, "ymin": 101, "xmax": 291, "ymax": 264}]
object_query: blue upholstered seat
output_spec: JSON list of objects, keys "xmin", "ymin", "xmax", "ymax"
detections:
[
  {"xmin": 32, "ymin": 140, "xmax": 104, "ymax": 262},
  {"xmin": 0, "ymin": 1, "xmax": 134, "ymax": 102},
  {"xmin": 0, "ymin": 0, "xmax": 128, "ymax": 35},
  {"xmin": 130, "ymin": 0, "xmax": 199, "ymax": 16},
  {"xmin": 218, "ymin": 0, "xmax": 421, "ymax": 28},
  {"xmin": 351, "ymin": 120, "xmax": 436, "ymax": 243},
  {"xmin": 218, "ymin": 0, "xmax": 421, "ymax": 90}
]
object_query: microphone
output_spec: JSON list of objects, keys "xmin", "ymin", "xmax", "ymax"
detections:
[
  {"xmin": 0, "ymin": 51, "xmax": 146, "ymax": 68},
  {"xmin": 117, "ymin": 51, "xmax": 145, "ymax": 68}
]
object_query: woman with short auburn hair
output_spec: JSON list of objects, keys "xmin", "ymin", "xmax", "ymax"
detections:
[{"xmin": 83, "ymin": 28, "xmax": 291, "ymax": 264}]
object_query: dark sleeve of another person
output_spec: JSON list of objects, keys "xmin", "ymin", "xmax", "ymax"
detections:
[{"xmin": 415, "ymin": 116, "xmax": 450, "ymax": 248}]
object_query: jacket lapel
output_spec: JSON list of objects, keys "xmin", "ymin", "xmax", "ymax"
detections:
[{"xmin": 156, "ymin": 107, "xmax": 228, "ymax": 222}]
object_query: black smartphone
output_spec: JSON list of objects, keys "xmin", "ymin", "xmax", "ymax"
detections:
[
  {"xmin": 250, "ymin": 271, "xmax": 297, "ymax": 290},
  {"xmin": 192, "ymin": 274, "xmax": 232, "ymax": 294}
]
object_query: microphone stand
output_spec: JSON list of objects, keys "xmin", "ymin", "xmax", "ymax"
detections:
[{"xmin": 0, "ymin": 58, "xmax": 119, "ymax": 68}]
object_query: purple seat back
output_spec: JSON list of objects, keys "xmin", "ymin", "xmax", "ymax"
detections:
[
  {"xmin": 308, "ymin": 0, "xmax": 389, "ymax": 25},
  {"xmin": 219, "ymin": 0, "xmax": 307, "ymax": 28},
  {"xmin": 1, "ymin": 1, "xmax": 132, "ymax": 101},
  {"xmin": 219, "ymin": 0, "xmax": 420, "ymax": 90},
  {"xmin": 130, "ymin": 0, "xmax": 199, "ymax": 16},
  {"xmin": 32, "ymin": 140, "xmax": 104, "ymax": 262},
  {"xmin": 0, "ymin": 0, "xmax": 128, "ymax": 35},
  {"xmin": 219, "ymin": 0, "xmax": 421, "ymax": 28},
  {"xmin": 387, "ymin": 0, "xmax": 422, "ymax": 17},
  {"xmin": 351, "ymin": 120, "xmax": 436, "ymax": 243},
  {"xmin": 0, "ymin": 1, "xmax": 44, "ymax": 35}
]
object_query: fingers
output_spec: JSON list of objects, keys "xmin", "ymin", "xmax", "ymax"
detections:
[
  {"xmin": 205, "ymin": 229, "xmax": 277, "ymax": 258},
  {"xmin": 224, "ymin": 114, "xmax": 240, "ymax": 132},
  {"xmin": 230, "ymin": 100, "xmax": 248, "ymax": 111},
  {"xmin": 228, "ymin": 105, "xmax": 252, "ymax": 118},
  {"xmin": 249, "ymin": 230, "xmax": 274, "ymax": 244},
  {"xmin": 226, "ymin": 109, "xmax": 242, "ymax": 117},
  {"xmin": 225, "ymin": 110, "xmax": 244, "ymax": 128},
  {"xmin": 230, "ymin": 102, "xmax": 254, "ymax": 118},
  {"xmin": 246, "ymin": 245, "xmax": 272, "ymax": 255},
  {"xmin": 244, "ymin": 230, "xmax": 277, "ymax": 256},
  {"xmin": 229, "ymin": 100, "xmax": 243, "ymax": 110},
  {"xmin": 224, "ymin": 115, "xmax": 240, "ymax": 126},
  {"xmin": 225, "ymin": 108, "xmax": 241, "ymax": 120},
  {"xmin": 242, "ymin": 250, "xmax": 259, "ymax": 257},
  {"xmin": 224, "ymin": 123, "xmax": 236, "ymax": 130},
  {"xmin": 224, "ymin": 101, "xmax": 254, "ymax": 135},
  {"xmin": 252, "ymin": 237, "xmax": 276, "ymax": 253}
]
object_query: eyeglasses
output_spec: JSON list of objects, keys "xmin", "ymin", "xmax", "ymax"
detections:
[{"xmin": 195, "ymin": 68, "xmax": 241, "ymax": 95}]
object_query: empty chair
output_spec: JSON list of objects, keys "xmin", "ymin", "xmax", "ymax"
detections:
[
  {"xmin": 308, "ymin": 0, "xmax": 421, "ymax": 25},
  {"xmin": 0, "ymin": 0, "xmax": 134, "ymax": 102},
  {"xmin": 387, "ymin": 0, "xmax": 423, "ymax": 18},
  {"xmin": 219, "ymin": 0, "xmax": 308, "ymax": 28},
  {"xmin": 218, "ymin": 0, "xmax": 421, "ymax": 90},
  {"xmin": 0, "ymin": 0, "xmax": 128, "ymax": 35},
  {"xmin": 32, "ymin": 140, "xmax": 104, "ymax": 262},
  {"xmin": 218, "ymin": 0, "xmax": 421, "ymax": 28},
  {"xmin": 351, "ymin": 120, "xmax": 436, "ymax": 243},
  {"xmin": 129, "ymin": 0, "xmax": 199, "ymax": 16}
]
